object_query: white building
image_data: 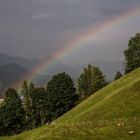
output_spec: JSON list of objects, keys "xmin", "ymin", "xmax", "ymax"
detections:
[{"xmin": 0, "ymin": 97, "xmax": 4, "ymax": 104}]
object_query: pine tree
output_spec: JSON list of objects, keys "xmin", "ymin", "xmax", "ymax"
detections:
[
  {"xmin": 21, "ymin": 81, "xmax": 35, "ymax": 129},
  {"xmin": 114, "ymin": 71, "xmax": 122, "ymax": 80},
  {"xmin": 0, "ymin": 88, "xmax": 25, "ymax": 136},
  {"xmin": 29, "ymin": 82, "xmax": 35, "ymax": 97},
  {"xmin": 0, "ymin": 105, "xmax": 6, "ymax": 136},
  {"xmin": 28, "ymin": 82, "xmax": 35, "ymax": 128}
]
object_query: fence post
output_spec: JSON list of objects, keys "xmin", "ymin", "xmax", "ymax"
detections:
[
  {"xmin": 134, "ymin": 116, "xmax": 136, "ymax": 121},
  {"xmin": 106, "ymin": 120, "xmax": 108, "ymax": 125}
]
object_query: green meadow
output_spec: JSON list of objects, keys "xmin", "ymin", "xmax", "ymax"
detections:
[{"xmin": 1, "ymin": 67, "xmax": 140, "ymax": 140}]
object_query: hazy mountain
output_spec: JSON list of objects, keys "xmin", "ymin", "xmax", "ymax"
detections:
[
  {"xmin": 0, "ymin": 63, "xmax": 30, "ymax": 95},
  {"xmin": 0, "ymin": 53, "xmax": 125, "ymax": 95},
  {"xmin": 0, "ymin": 53, "xmax": 75, "ymax": 95},
  {"xmin": 0, "ymin": 63, "xmax": 50, "ymax": 96},
  {"xmin": 0, "ymin": 53, "xmax": 44, "ymax": 70},
  {"xmin": 0, "ymin": 53, "xmax": 75, "ymax": 76}
]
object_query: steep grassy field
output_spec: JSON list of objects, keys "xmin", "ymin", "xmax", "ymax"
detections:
[{"xmin": 1, "ymin": 68, "xmax": 140, "ymax": 140}]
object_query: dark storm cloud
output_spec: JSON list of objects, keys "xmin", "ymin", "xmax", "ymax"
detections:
[{"xmin": 0, "ymin": 0, "xmax": 140, "ymax": 63}]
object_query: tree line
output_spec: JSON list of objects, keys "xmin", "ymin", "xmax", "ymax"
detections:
[{"xmin": 0, "ymin": 33, "xmax": 140, "ymax": 136}]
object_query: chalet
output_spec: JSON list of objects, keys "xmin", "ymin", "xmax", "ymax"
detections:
[{"xmin": 0, "ymin": 96, "xmax": 4, "ymax": 104}]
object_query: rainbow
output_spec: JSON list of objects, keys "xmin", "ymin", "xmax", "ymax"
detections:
[{"xmin": 12, "ymin": 6, "xmax": 140, "ymax": 89}]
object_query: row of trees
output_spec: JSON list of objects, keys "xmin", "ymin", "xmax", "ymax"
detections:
[
  {"xmin": 0, "ymin": 32, "xmax": 140, "ymax": 136},
  {"xmin": 0, "ymin": 73, "xmax": 78, "ymax": 136},
  {"xmin": 0, "ymin": 65, "xmax": 121, "ymax": 136},
  {"xmin": 0, "ymin": 66, "xmax": 107, "ymax": 136}
]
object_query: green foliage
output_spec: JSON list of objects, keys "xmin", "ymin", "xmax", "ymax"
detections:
[
  {"xmin": 46, "ymin": 72, "xmax": 78, "ymax": 121},
  {"xmin": 21, "ymin": 81, "xmax": 35, "ymax": 129},
  {"xmin": 124, "ymin": 33, "xmax": 140, "ymax": 73},
  {"xmin": 31, "ymin": 87, "xmax": 47, "ymax": 127},
  {"xmin": 1, "ymin": 68, "xmax": 140, "ymax": 140},
  {"xmin": 29, "ymin": 82, "xmax": 35, "ymax": 96},
  {"xmin": 1, "ymin": 32, "xmax": 140, "ymax": 140},
  {"xmin": 77, "ymin": 64, "xmax": 106, "ymax": 99},
  {"xmin": 0, "ymin": 88, "xmax": 25, "ymax": 136},
  {"xmin": 114, "ymin": 71, "xmax": 122, "ymax": 80},
  {"xmin": 21, "ymin": 81, "xmax": 30, "ymax": 118}
]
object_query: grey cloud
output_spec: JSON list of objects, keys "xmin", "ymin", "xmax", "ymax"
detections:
[{"xmin": 0, "ymin": 0, "xmax": 140, "ymax": 64}]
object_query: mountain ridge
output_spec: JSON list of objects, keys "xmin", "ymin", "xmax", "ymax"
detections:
[
  {"xmin": 0, "ymin": 53, "xmax": 124, "ymax": 79},
  {"xmin": 0, "ymin": 63, "xmax": 50, "ymax": 95}
]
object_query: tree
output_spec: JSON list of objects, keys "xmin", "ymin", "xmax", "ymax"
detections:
[
  {"xmin": 0, "ymin": 88, "xmax": 25, "ymax": 136},
  {"xmin": 124, "ymin": 33, "xmax": 140, "ymax": 73},
  {"xmin": 22, "ymin": 81, "xmax": 30, "ymax": 121},
  {"xmin": 31, "ymin": 87, "xmax": 47, "ymax": 127},
  {"xmin": 0, "ymin": 105, "xmax": 6, "ymax": 136},
  {"xmin": 46, "ymin": 72, "xmax": 78, "ymax": 121},
  {"xmin": 114, "ymin": 71, "xmax": 122, "ymax": 80},
  {"xmin": 77, "ymin": 65, "xmax": 92, "ymax": 98},
  {"xmin": 29, "ymin": 82, "xmax": 35, "ymax": 97},
  {"xmin": 21, "ymin": 81, "xmax": 35, "ymax": 129},
  {"xmin": 28, "ymin": 82, "xmax": 35, "ymax": 128},
  {"xmin": 77, "ymin": 64, "xmax": 106, "ymax": 99}
]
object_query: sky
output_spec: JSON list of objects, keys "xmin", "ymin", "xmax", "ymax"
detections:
[{"xmin": 0, "ymin": 0, "xmax": 140, "ymax": 66}]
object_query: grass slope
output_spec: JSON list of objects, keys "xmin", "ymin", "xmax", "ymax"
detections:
[{"xmin": 1, "ymin": 68, "xmax": 140, "ymax": 140}]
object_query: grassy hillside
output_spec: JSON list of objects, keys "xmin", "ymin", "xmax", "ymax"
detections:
[{"xmin": 1, "ymin": 68, "xmax": 140, "ymax": 140}]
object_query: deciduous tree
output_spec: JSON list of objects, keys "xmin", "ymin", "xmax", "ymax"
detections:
[
  {"xmin": 77, "ymin": 64, "xmax": 106, "ymax": 99},
  {"xmin": 46, "ymin": 72, "xmax": 78, "ymax": 121},
  {"xmin": 124, "ymin": 33, "xmax": 140, "ymax": 73}
]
